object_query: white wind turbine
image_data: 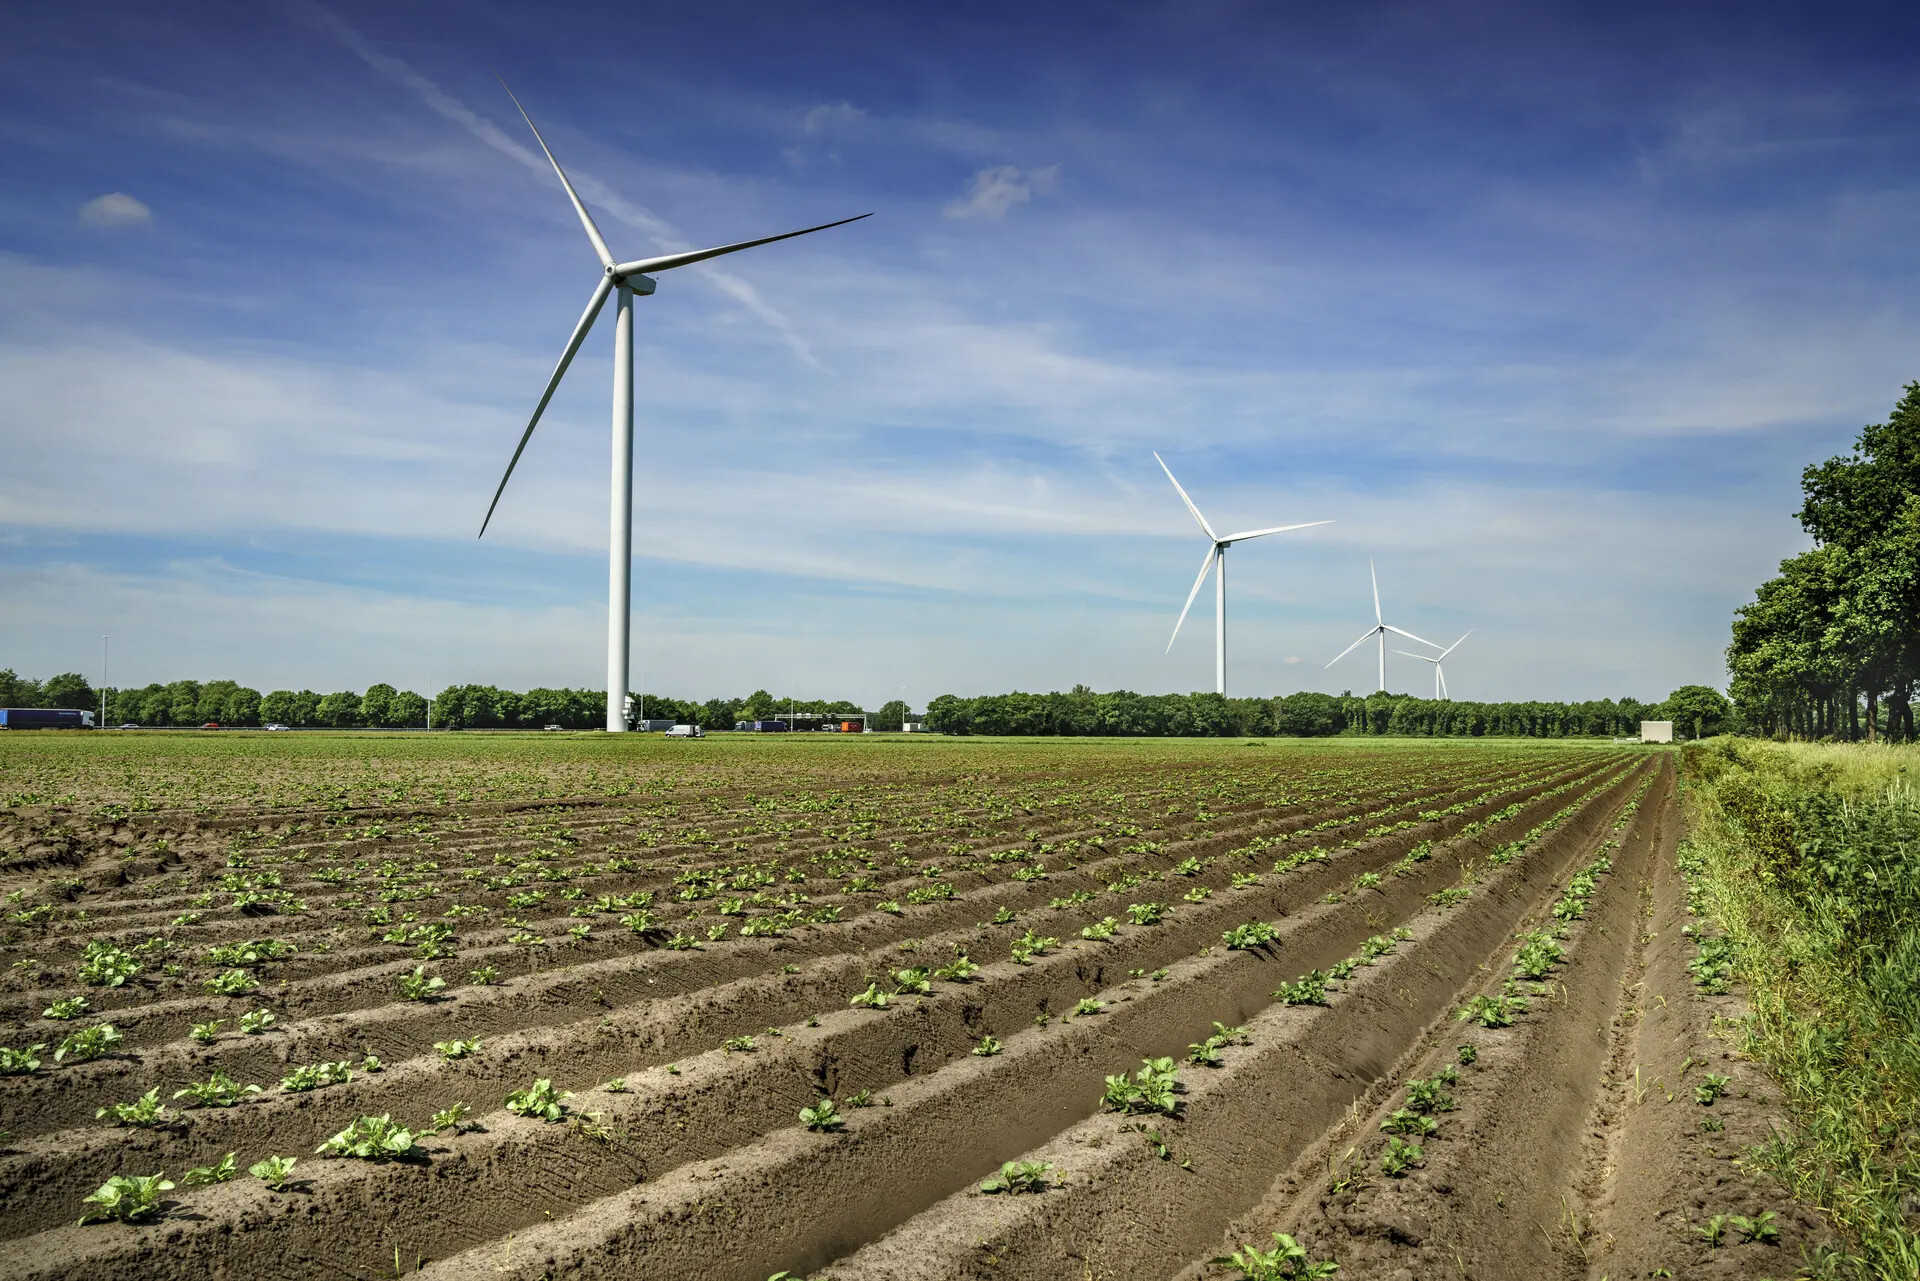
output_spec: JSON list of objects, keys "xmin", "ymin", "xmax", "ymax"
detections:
[
  {"xmin": 1396, "ymin": 630, "xmax": 1472, "ymax": 699},
  {"xmin": 478, "ymin": 84, "xmax": 869, "ymax": 732},
  {"xmin": 1156, "ymin": 452, "xmax": 1331, "ymax": 695},
  {"xmin": 1326, "ymin": 560, "xmax": 1439, "ymax": 693}
]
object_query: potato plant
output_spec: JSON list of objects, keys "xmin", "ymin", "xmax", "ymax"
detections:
[
  {"xmin": 42, "ymin": 995, "xmax": 89, "ymax": 1020},
  {"xmin": 181, "ymin": 1153, "xmax": 240, "ymax": 1186},
  {"xmin": 78, "ymin": 1173, "xmax": 173, "ymax": 1225},
  {"xmin": 1210, "ymin": 1231, "xmax": 1339, "ymax": 1280},
  {"xmin": 250, "ymin": 1155, "xmax": 298, "ymax": 1188},
  {"xmin": 174, "ymin": 1067, "xmax": 261, "ymax": 1108},
  {"xmin": 505, "ymin": 1078, "xmax": 568, "ymax": 1121},
  {"xmin": 799, "ymin": 1098, "xmax": 845, "ymax": 1132},
  {"xmin": 1, "ymin": 1043, "xmax": 46, "ymax": 1075},
  {"xmin": 979, "ymin": 1159, "xmax": 1053, "ymax": 1194},
  {"xmin": 96, "ymin": 1087, "xmax": 171, "ymax": 1127},
  {"xmin": 316, "ymin": 1115, "xmax": 415, "ymax": 1160},
  {"xmin": 55, "ymin": 1023, "xmax": 123, "ymax": 1063},
  {"xmin": 1102, "ymin": 1057, "xmax": 1179, "ymax": 1116}
]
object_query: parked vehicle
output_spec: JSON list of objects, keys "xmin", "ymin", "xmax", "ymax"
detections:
[{"xmin": 664, "ymin": 724, "xmax": 704, "ymax": 738}]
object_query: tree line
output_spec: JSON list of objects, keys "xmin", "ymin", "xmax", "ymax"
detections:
[
  {"xmin": 1728, "ymin": 382, "xmax": 1920, "ymax": 741},
  {"xmin": 922, "ymin": 684, "xmax": 1728, "ymax": 739}
]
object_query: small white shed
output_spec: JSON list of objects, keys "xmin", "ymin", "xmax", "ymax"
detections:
[{"xmin": 1640, "ymin": 720, "xmax": 1674, "ymax": 743}]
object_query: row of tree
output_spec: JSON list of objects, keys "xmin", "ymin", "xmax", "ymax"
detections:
[
  {"xmin": 1728, "ymin": 382, "xmax": 1920, "ymax": 740},
  {"xmin": 4, "ymin": 670, "xmax": 1730, "ymax": 740},
  {"xmin": 922, "ymin": 685, "xmax": 1730, "ymax": 739}
]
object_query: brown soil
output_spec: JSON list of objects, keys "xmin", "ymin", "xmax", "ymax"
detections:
[{"xmin": 0, "ymin": 741, "xmax": 1828, "ymax": 1281}]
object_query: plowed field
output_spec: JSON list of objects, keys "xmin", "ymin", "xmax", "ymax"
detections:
[{"xmin": 0, "ymin": 736, "xmax": 1813, "ymax": 1279}]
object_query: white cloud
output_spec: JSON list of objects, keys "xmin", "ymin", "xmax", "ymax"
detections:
[
  {"xmin": 944, "ymin": 164, "xmax": 1060, "ymax": 219},
  {"xmin": 77, "ymin": 192, "xmax": 151, "ymax": 228},
  {"xmin": 801, "ymin": 101, "xmax": 865, "ymax": 135}
]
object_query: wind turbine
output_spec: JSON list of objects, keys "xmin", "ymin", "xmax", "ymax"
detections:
[
  {"xmin": 1396, "ymin": 630, "xmax": 1472, "ymax": 699},
  {"xmin": 478, "ymin": 84, "xmax": 869, "ymax": 731},
  {"xmin": 1156, "ymin": 452, "xmax": 1331, "ymax": 695},
  {"xmin": 1325, "ymin": 560, "xmax": 1438, "ymax": 692}
]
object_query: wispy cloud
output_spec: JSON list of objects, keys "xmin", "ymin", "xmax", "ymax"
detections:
[
  {"xmin": 77, "ymin": 192, "xmax": 151, "ymax": 227},
  {"xmin": 286, "ymin": 0, "xmax": 830, "ymax": 369},
  {"xmin": 944, "ymin": 164, "xmax": 1060, "ymax": 219}
]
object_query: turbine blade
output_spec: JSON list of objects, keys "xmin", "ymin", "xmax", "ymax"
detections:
[
  {"xmin": 1152, "ymin": 451, "xmax": 1217, "ymax": 541},
  {"xmin": 1166, "ymin": 546, "xmax": 1217, "ymax": 654},
  {"xmin": 611, "ymin": 213, "xmax": 871, "ymax": 277},
  {"xmin": 1392, "ymin": 650, "xmax": 1437, "ymax": 662},
  {"xmin": 500, "ymin": 78, "xmax": 615, "ymax": 269},
  {"xmin": 1382, "ymin": 624, "xmax": 1440, "ymax": 649},
  {"xmin": 1325, "ymin": 628, "xmax": 1377, "ymax": 668},
  {"xmin": 479, "ymin": 275, "xmax": 614, "ymax": 537},
  {"xmin": 1370, "ymin": 559, "xmax": 1381, "ymax": 624},
  {"xmin": 1219, "ymin": 519, "xmax": 1333, "ymax": 543},
  {"xmin": 1441, "ymin": 629, "xmax": 1473, "ymax": 658}
]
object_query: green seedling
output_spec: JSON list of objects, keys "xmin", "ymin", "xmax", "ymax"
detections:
[
  {"xmin": 1456, "ymin": 993, "xmax": 1525, "ymax": 1027},
  {"xmin": 1126, "ymin": 902, "xmax": 1168, "ymax": 925},
  {"xmin": 78, "ymin": 1172, "xmax": 172, "ymax": 1224},
  {"xmin": 189, "ymin": 1020, "xmax": 223, "ymax": 1044},
  {"xmin": 1729, "ymin": 1211, "xmax": 1778, "ymax": 1243},
  {"xmin": 893, "ymin": 967, "xmax": 932, "ymax": 995},
  {"xmin": 721, "ymin": 1033, "xmax": 757, "ymax": 1052},
  {"xmin": 1697, "ymin": 1214, "xmax": 1727, "ymax": 1246},
  {"xmin": 78, "ymin": 941, "xmax": 141, "ymax": 988},
  {"xmin": 506, "ymin": 1078, "xmax": 569, "ymax": 1121},
  {"xmin": 174, "ymin": 1066, "xmax": 260, "ymax": 1108},
  {"xmin": 427, "ymin": 1102, "xmax": 472, "ymax": 1134},
  {"xmin": 1457, "ymin": 1043, "xmax": 1477, "ymax": 1066},
  {"xmin": 317, "ymin": 1114, "xmax": 415, "ymax": 1159},
  {"xmin": 1381, "ymin": 1108, "xmax": 1439, "ymax": 1136},
  {"xmin": 979, "ymin": 1159, "xmax": 1053, "ymax": 1194},
  {"xmin": 1080, "ymin": 917, "xmax": 1119, "ymax": 941},
  {"xmin": 1512, "ymin": 930, "xmax": 1565, "ymax": 979},
  {"xmin": 361, "ymin": 1053, "xmax": 384, "ymax": 1073},
  {"xmin": 468, "ymin": 965, "xmax": 501, "ymax": 984},
  {"xmin": 202, "ymin": 968, "xmax": 257, "ymax": 997},
  {"xmin": 845, "ymin": 1088, "xmax": 877, "ymax": 1108},
  {"xmin": 1381, "ymin": 1136, "xmax": 1425, "ymax": 1177},
  {"xmin": 250, "ymin": 1155, "xmax": 298, "ymax": 1189},
  {"xmin": 990, "ymin": 906, "xmax": 1017, "ymax": 924},
  {"xmin": 1102, "ymin": 1056, "xmax": 1180, "ymax": 1116},
  {"xmin": 876, "ymin": 900, "xmax": 902, "ymax": 916},
  {"xmin": 1404, "ymin": 1075, "xmax": 1455, "ymax": 1113},
  {"xmin": 1074, "ymin": 997, "xmax": 1105, "ymax": 1016},
  {"xmin": 1210, "ymin": 1231, "xmax": 1340, "ymax": 1280},
  {"xmin": 664, "ymin": 933, "xmax": 701, "ymax": 950},
  {"xmin": 973, "ymin": 1034, "xmax": 1003, "ymax": 1056},
  {"xmin": 1222, "ymin": 920, "xmax": 1279, "ymax": 950},
  {"xmin": 799, "ymin": 1098, "xmax": 845, "ymax": 1132},
  {"xmin": 1, "ymin": 1044, "xmax": 47, "ymax": 1075},
  {"xmin": 43, "ymin": 995, "xmax": 90, "ymax": 1020},
  {"xmin": 181, "ymin": 1152, "xmax": 240, "ymax": 1186},
  {"xmin": 396, "ymin": 966, "xmax": 445, "ymax": 1001},
  {"xmin": 1694, "ymin": 1073, "xmax": 1730, "ymax": 1105},
  {"xmin": 239, "ymin": 1009, "xmax": 276, "ymax": 1035},
  {"xmin": 96, "ymin": 1087, "xmax": 170, "ymax": 1127},
  {"xmin": 280, "ymin": 1060, "xmax": 354, "ymax": 1092},
  {"xmin": 1182, "ymin": 886, "xmax": 1212, "ymax": 903},
  {"xmin": 1277, "ymin": 971, "xmax": 1330, "ymax": 1006},
  {"xmin": 849, "ymin": 982, "xmax": 891, "ymax": 1009},
  {"xmin": 434, "ymin": 1038, "xmax": 481, "ymax": 1060},
  {"xmin": 55, "ymin": 1023, "xmax": 123, "ymax": 1063},
  {"xmin": 933, "ymin": 954, "xmax": 980, "ymax": 982},
  {"xmin": 603, "ymin": 1077, "xmax": 629, "ymax": 1092}
]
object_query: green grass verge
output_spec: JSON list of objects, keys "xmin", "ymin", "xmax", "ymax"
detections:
[{"xmin": 1680, "ymin": 739, "xmax": 1920, "ymax": 1279}]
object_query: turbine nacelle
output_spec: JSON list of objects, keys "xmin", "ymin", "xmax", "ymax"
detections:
[{"xmin": 610, "ymin": 270, "xmax": 657, "ymax": 295}]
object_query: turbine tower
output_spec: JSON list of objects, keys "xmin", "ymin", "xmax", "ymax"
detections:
[
  {"xmin": 1326, "ymin": 560, "xmax": 1438, "ymax": 692},
  {"xmin": 1156, "ymin": 452, "xmax": 1331, "ymax": 695},
  {"xmin": 479, "ymin": 84, "xmax": 868, "ymax": 731},
  {"xmin": 1396, "ymin": 631, "xmax": 1472, "ymax": 699}
]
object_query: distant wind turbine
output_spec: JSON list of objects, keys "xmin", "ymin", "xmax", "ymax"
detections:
[
  {"xmin": 1326, "ymin": 560, "xmax": 1438, "ymax": 692},
  {"xmin": 1396, "ymin": 630, "xmax": 1472, "ymax": 699},
  {"xmin": 478, "ymin": 82, "xmax": 869, "ymax": 731},
  {"xmin": 1156, "ymin": 452, "xmax": 1331, "ymax": 695}
]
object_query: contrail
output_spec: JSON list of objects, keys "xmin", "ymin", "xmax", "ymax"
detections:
[{"xmin": 288, "ymin": 0, "xmax": 826, "ymax": 369}]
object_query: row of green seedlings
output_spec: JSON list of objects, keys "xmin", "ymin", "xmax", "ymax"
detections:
[
  {"xmin": 8, "ymin": 762, "xmax": 1513, "ymax": 1009},
  {"xmin": 69, "ymin": 1069, "xmax": 629, "ymax": 1227}
]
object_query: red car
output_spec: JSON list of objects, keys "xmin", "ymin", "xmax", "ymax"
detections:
[{"xmin": 202, "ymin": 722, "xmax": 221, "ymax": 730}]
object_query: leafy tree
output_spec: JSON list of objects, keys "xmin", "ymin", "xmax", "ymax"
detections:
[
  {"xmin": 388, "ymin": 690, "xmax": 429, "ymax": 727},
  {"xmin": 873, "ymin": 698, "xmax": 910, "ymax": 730},
  {"xmin": 359, "ymin": 684, "xmax": 398, "ymax": 727},
  {"xmin": 1659, "ymin": 685, "xmax": 1732, "ymax": 740},
  {"xmin": 41, "ymin": 673, "xmax": 95, "ymax": 711},
  {"xmin": 315, "ymin": 691, "xmax": 362, "ymax": 727}
]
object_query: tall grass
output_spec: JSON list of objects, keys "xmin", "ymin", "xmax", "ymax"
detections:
[{"xmin": 1681, "ymin": 739, "xmax": 1920, "ymax": 1278}]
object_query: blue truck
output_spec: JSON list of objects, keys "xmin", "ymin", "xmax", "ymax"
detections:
[{"xmin": 0, "ymin": 708, "xmax": 96, "ymax": 729}]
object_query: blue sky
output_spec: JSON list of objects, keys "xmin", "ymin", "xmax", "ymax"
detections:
[{"xmin": 3, "ymin": 0, "xmax": 1917, "ymax": 707}]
